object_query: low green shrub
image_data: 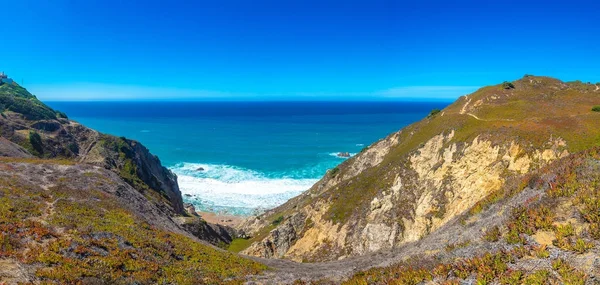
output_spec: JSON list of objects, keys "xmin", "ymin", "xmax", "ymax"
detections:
[
  {"xmin": 29, "ymin": 131, "xmax": 43, "ymax": 155},
  {"xmin": 272, "ymin": 215, "xmax": 284, "ymax": 226},
  {"xmin": 502, "ymin": 81, "xmax": 515, "ymax": 89},
  {"xmin": 427, "ymin": 109, "xmax": 441, "ymax": 118}
]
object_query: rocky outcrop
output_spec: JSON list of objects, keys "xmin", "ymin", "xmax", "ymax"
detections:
[
  {"xmin": 244, "ymin": 212, "xmax": 308, "ymax": 258},
  {"xmin": 0, "ymin": 98, "xmax": 184, "ymax": 216},
  {"xmin": 82, "ymin": 135, "xmax": 184, "ymax": 215},
  {"xmin": 184, "ymin": 202, "xmax": 200, "ymax": 217},
  {"xmin": 0, "ymin": 137, "xmax": 32, "ymax": 158},
  {"xmin": 174, "ymin": 216, "xmax": 236, "ymax": 246}
]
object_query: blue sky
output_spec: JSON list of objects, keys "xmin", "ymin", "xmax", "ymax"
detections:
[{"xmin": 2, "ymin": 0, "xmax": 599, "ymax": 101}]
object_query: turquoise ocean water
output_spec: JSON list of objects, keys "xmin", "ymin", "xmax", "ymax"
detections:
[{"xmin": 47, "ymin": 101, "xmax": 449, "ymax": 216}]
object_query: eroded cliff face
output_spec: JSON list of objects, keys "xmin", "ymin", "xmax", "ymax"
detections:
[
  {"xmin": 238, "ymin": 76, "xmax": 597, "ymax": 262},
  {"xmin": 241, "ymin": 131, "xmax": 568, "ymax": 261}
]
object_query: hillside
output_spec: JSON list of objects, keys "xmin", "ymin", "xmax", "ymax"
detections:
[
  {"xmin": 0, "ymin": 82, "xmax": 183, "ymax": 215},
  {"xmin": 0, "ymin": 81, "xmax": 268, "ymax": 284},
  {"xmin": 0, "ymin": 158, "xmax": 266, "ymax": 284},
  {"xmin": 236, "ymin": 76, "xmax": 600, "ymax": 264}
]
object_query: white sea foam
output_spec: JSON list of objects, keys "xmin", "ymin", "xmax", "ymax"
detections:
[
  {"xmin": 356, "ymin": 143, "xmax": 364, "ymax": 147},
  {"xmin": 170, "ymin": 163, "xmax": 318, "ymax": 216},
  {"xmin": 328, "ymin": 152, "xmax": 357, "ymax": 158}
]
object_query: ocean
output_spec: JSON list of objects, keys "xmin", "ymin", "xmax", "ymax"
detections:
[{"xmin": 47, "ymin": 101, "xmax": 449, "ymax": 216}]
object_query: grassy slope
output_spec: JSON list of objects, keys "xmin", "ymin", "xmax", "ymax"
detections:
[
  {"xmin": 236, "ymin": 76, "xmax": 600, "ymax": 254},
  {"xmin": 0, "ymin": 158, "xmax": 266, "ymax": 284},
  {"xmin": 326, "ymin": 76, "xmax": 600, "ymax": 224},
  {"xmin": 0, "ymin": 83, "xmax": 66, "ymax": 120}
]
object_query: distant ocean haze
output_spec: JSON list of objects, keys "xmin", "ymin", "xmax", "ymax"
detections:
[{"xmin": 47, "ymin": 101, "xmax": 450, "ymax": 216}]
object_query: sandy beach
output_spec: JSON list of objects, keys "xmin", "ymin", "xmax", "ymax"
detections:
[{"xmin": 197, "ymin": 211, "xmax": 244, "ymax": 227}]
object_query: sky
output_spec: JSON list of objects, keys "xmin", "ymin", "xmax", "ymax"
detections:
[{"xmin": 1, "ymin": 0, "xmax": 599, "ymax": 101}]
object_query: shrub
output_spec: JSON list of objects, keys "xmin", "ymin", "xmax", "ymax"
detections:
[
  {"xmin": 532, "ymin": 245, "xmax": 549, "ymax": 258},
  {"xmin": 483, "ymin": 226, "xmax": 501, "ymax": 242},
  {"xmin": 570, "ymin": 238, "xmax": 593, "ymax": 254},
  {"xmin": 523, "ymin": 74, "xmax": 534, "ymax": 78},
  {"xmin": 427, "ymin": 109, "xmax": 441, "ymax": 118},
  {"xmin": 500, "ymin": 270, "xmax": 524, "ymax": 285},
  {"xmin": 502, "ymin": 81, "xmax": 515, "ymax": 89},
  {"xmin": 56, "ymin": 110, "xmax": 68, "ymax": 119},
  {"xmin": 329, "ymin": 167, "xmax": 340, "ymax": 176},
  {"xmin": 67, "ymin": 143, "xmax": 79, "ymax": 154},
  {"xmin": 592, "ymin": 105, "xmax": 600, "ymax": 112},
  {"xmin": 523, "ymin": 270, "xmax": 550, "ymax": 285},
  {"xmin": 552, "ymin": 259, "xmax": 586, "ymax": 285},
  {"xmin": 554, "ymin": 223, "xmax": 594, "ymax": 253},
  {"xmin": 29, "ymin": 131, "xmax": 43, "ymax": 155},
  {"xmin": 272, "ymin": 215, "xmax": 284, "ymax": 226}
]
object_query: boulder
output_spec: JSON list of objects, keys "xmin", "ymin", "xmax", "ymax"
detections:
[{"xmin": 183, "ymin": 203, "xmax": 200, "ymax": 217}]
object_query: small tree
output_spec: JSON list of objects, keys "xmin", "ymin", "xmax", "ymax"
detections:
[
  {"xmin": 29, "ymin": 131, "xmax": 43, "ymax": 155},
  {"xmin": 502, "ymin": 81, "xmax": 515, "ymax": 89},
  {"xmin": 427, "ymin": 109, "xmax": 441, "ymax": 118},
  {"xmin": 592, "ymin": 105, "xmax": 600, "ymax": 112}
]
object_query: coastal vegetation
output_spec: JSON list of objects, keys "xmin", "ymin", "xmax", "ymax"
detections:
[
  {"xmin": 0, "ymin": 160, "xmax": 266, "ymax": 284},
  {"xmin": 427, "ymin": 108, "xmax": 441, "ymax": 118},
  {"xmin": 502, "ymin": 81, "xmax": 515, "ymax": 89},
  {"xmin": 0, "ymin": 83, "xmax": 64, "ymax": 120}
]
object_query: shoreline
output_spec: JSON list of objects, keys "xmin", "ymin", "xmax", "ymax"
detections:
[{"xmin": 197, "ymin": 211, "xmax": 245, "ymax": 227}]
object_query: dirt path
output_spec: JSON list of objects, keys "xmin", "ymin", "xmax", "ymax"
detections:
[
  {"xmin": 459, "ymin": 96, "xmax": 470, "ymax": 114},
  {"xmin": 78, "ymin": 130, "xmax": 100, "ymax": 163},
  {"xmin": 465, "ymin": 112, "xmax": 515, "ymax": 122}
]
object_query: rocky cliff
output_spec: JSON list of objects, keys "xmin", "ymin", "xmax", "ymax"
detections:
[
  {"xmin": 237, "ymin": 76, "xmax": 600, "ymax": 262},
  {"xmin": 0, "ymin": 82, "xmax": 184, "ymax": 215},
  {"xmin": 0, "ymin": 81, "xmax": 241, "ymax": 247}
]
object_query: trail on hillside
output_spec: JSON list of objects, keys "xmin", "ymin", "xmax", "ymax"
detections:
[
  {"xmin": 459, "ymin": 95, "xmax": 471, "ymax": 114},
  {"xmin": 466, "ymin": 112, "xmax": 515, "ymax": 122}
]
